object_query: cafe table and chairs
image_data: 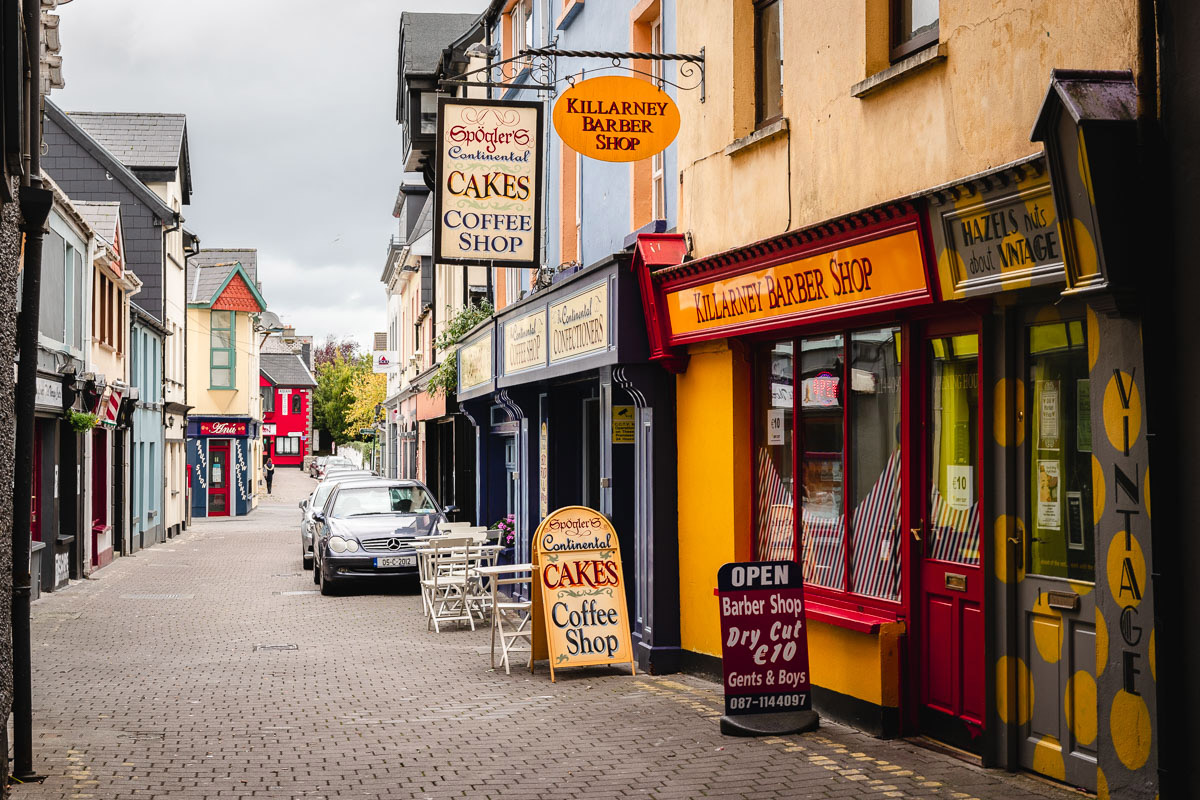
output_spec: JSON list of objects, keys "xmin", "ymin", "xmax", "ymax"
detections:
[
  {"xmin": 419, "ymin": 536, "xmax": 479, "ymax": 632},
  {"xmin": 475, "ymin": 563, "xmax": 534, "ymax": 675}
]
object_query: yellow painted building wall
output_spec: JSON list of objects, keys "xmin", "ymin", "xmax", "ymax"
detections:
[
  {"xmin": 675, "ymin": 0, "xmax": 1142, "ymax": 258},
  {"xmin": 676, "ymin": 340, "xmax": 751, "ymax": 657},
  {"xmin": 186, "ymin": 306, "xmax": 257, "ymax": 417}
]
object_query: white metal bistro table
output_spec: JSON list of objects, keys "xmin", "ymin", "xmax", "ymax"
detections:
[{"xmin": 475, "ymin": 563, "xmax": 534, "ymax": 674}]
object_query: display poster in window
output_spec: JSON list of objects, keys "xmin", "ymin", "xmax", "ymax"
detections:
[
  {"xmin": 539, "ymin": 421, "xmax": 549, "ymax": 520},
  {"xmin": 716, "ymin": 560, "xmax": 819, "ymax": 736},
  {"xmin": 1066, "ymin": 491, "xmax": 1085, "ymax": 550},
  {"xmin": 1038, "ymin": 380, "xmax": 1060, "ymax": 450},
  {"xmin": 612, "ymin": 405, "xmax": 635, "ymax": 444},
  {"xmin": 1076, "ymin": 379, "xmax": 1092, "ymax": 452},
  {"xmin": 802, "ymin": 459, "xmax": 842, "ymax": 519},
  {"xmin": 770, "ymin": 381, "xmax": 793, "ymax": 408},
  {"xmin": 434, "ymin": 98, "xmax": 543, "ymax": 268},
  {"xmin": 946, "ymin": 464, "xmax": 973, "ymax": 511},
  {"xmin": 767, "ymin": 408, "xmax": 787, "ymax": 446},
  {"xmin": 532, "ymin": 506, "xmax": 635, "ymax": 682},
  {"xmin": 1037, "ymin": 459, "xmax": 1061, "ymax": 529}
]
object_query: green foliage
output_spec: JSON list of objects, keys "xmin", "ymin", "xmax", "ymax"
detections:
[
  {"xmin": 313, "ymin": 352, "xmax": 370, "ymax": 445},
  {"xmin": 64, "ymin": 410, "xmax": 99, "ymax": 433},
  {"xmin": 427, "ymin": 301, "xmax": 494, "ymax": 397}
]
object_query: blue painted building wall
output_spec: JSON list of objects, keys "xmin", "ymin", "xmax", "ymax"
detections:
[
  {"xmin": 499, "ymin": 0, "xmax": 679, "ymax": 271},
  {"xmin": 129, "ymin": 317, "xmax": 164, "ymax": 550}
]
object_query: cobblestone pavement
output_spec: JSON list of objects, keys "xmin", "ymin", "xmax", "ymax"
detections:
[{"xmin": 14, "ymin": 469, "xmax": 1083, "ymax": 799}]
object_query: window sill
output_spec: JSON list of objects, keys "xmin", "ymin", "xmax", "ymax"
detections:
[
  {"xmin": 556, "ymin": 0, "xmax": 583, "ymax": 29},
  {"xmin": 851, "ymin": 43, "xmax": 947, "ymax": 99},
  {"xmin": 805, "ymin": 598, "xmax": 903, "ymax": 634},
  {"xmin": 723, "ymin": 117, "xmax": 789, "ymax": 158}
]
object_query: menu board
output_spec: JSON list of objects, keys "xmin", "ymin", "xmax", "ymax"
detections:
[{"xmin": 533, "ymin": 506, "xmax": 635, "ymax": 681}]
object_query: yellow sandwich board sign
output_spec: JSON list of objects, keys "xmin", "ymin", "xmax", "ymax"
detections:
[{"xmin": 532, "ymin": 506, "xmax": 635, "ymax": 681}]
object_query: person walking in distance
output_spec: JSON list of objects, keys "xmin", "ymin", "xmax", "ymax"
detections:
[{"xmin": 265, "ymin": 457, "xmax": 276, "ymax": 495}]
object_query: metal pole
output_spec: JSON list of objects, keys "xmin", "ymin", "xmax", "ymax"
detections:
[{"xmin": 12, "ymin": 0, "xmax": 52, "ymax": 781}]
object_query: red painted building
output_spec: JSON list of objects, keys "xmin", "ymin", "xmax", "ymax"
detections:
[{"xmin": 260, "ymin": 352, "xmax": 317, "ymax": 468}]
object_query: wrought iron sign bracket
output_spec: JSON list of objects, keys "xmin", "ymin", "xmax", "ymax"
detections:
[{"xmin": 440, "ymin": 46, "xmax": 705, "ymax": 102}]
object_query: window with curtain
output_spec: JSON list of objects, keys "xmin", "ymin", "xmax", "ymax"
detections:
[{"xmin": 210, "ymin": 310, "xmax": 236, "ymax": 388}]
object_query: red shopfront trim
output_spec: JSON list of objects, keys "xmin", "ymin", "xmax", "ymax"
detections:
[{"xmin": 632, "ymin": 202, "xmax": 939, "ymax": 366}]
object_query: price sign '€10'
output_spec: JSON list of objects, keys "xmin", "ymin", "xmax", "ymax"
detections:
[{"xmin": 533, "ymin": 506, "xmax": 635, "ymax": 681}]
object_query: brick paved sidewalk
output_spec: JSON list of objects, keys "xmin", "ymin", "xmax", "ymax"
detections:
[{"xmin": 12, "ymin": 498, "xmax": 1083, "ymax": 800}]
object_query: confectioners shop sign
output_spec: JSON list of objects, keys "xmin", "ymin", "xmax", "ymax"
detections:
[
  {"xmin": 664, "ymin": 229, "xmax": 931, "ymax": 342},
  {"xmin": 553, "ymin": 76, "xmax": 680, "ymax": 163},
  {"xmin": 550, "ymin": 281, "xmax": 609, "ymax": 363},
  {"xmin": 534, "ymin": 506, "xmax": 635, "ymax": 681},
  {"xmin": 716, "ymin": 560, "xmax": 818, "ymax": 736},
  {"xmin": 435, "ymin": 98, "xmax": 543, "ymax": 269}
]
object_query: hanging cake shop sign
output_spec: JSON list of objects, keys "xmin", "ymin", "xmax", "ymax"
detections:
[
  {"xmin": 435, "ymin": 98, "xmax": 543, "ymax": 269},
  {"xmin": 553, "ymin": 76, "xmax": 680, "ymax": 163}
]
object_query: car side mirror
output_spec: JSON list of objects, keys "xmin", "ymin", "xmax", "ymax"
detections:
[
  {"xmin": 312, "ymin": 512, "xmax": 326, "ymax": 524},
  {"xmin": 443, "ymin": 504, "xmax": 459, "ymax": 516},
  {"xmin": 299, "ymin": 500, "xmax": 307, "ymax": 510}
]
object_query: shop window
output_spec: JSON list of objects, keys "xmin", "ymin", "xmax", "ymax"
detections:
[
  {"xmin": 754, "ymin": 0, "xmax": 783, "ymax": 126},
  {"xmin": 754, "ymin": 327, "xmax": 905, "ymax": 605},
  {"xmin": 927, "ymin": 334, "xmax": 980, "ymax": 565},
  {"xmin": 276, "ymin": 437, "xmax": 301, "ymax": 456},
  {"xmin": 1027, "ymin": 320, "xmax": 1094, "ymax": 581},
  {"xmin": 210, "ymin": 310, "xmax": 236, "ymax": 388},
  {"xmin": 891, "ymin": 0, "xmax": 938, "ymax": 62}
]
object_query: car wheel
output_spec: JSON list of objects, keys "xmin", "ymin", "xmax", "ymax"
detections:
[
  {"xmin": 303, "ymin": 554, "xmax": 313, "ymax": 570},
  {"xmin": 313, "ymin": 559, "xmax": 321, "ymax": 584},
  {"xmin": 319, "ymin": 564, "xmax": 337, "ymax": 596}
]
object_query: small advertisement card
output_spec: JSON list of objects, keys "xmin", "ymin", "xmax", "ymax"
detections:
[
  {"xmin": 1039, "ymin": 380, "xmax": 1060, "ymax": 451},
  {"xmin": 1037, "ymin": 459, "xmax": 1061, "ymax": 529},
  {"xmin": 716, "ymin": 561, "xmax": 818, "ymax": 736},
  {"xmin": 946, "ymin": 464, "xmax": 973, "ymax": 511}
]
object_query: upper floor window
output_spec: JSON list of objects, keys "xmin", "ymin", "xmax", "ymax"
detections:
[
  {"xmin": 754, "ymin": 0, "xmax": 783, "ymax": 126},
  {"xmin": 891, "ymin": 0, "xmax": 938, "ymax": 61},
  {"xmin": 651, "ymin": 13, "xmax": 666, "ymax": 220},
  {"xmin": 292, "ymin": 393, "xmax": 302, "ymax": 414},
  {"xmin": 263, "ymin": 386, "xmax": 275, "ymax": 414},
  {"xmin": 210, "ymin": 310, "xmax": 236, "ymax": 389},
  {"xmin": 508, "ymin": 0, "xmax": 534, "ymax": 74},
  {"xmin": 419, "ymin": 92, "xmax": 438, "ymax": 135}
]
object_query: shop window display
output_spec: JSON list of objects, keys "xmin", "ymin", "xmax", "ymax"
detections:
[{"xmin": 927, "ymin": 335, "xmax": 980, "ymax": 565}]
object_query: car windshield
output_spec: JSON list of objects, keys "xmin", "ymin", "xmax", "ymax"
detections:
[{"xmin": 330, "ymin": 486, "xmax": 438, "ymax": 517}]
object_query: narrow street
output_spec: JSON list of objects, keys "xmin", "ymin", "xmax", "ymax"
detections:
[{"xmin": 12, "ymin": 469, "xmax": 1080, "ymax": 800}]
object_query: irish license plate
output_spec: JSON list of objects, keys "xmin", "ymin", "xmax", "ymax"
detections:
[{"xmin": 374, "ymin": 556, "xmax": 416, "ymax": 568}]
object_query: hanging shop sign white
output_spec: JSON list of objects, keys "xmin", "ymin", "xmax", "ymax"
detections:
[
  {"xmin": 434, "ymin": 98, "xmax": 544, "ymax": 269},
  {"xmin": 372, "ymin": 351, "xmax": 398, "ymax": 374}
]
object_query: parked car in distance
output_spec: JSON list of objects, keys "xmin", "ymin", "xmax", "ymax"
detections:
[
  {"xmin": 311, "ymin": 479, "xmax": 449, "ymax": 596},
  {"xmin": 314, "ymin": 456, "xmax": 354, "ymax": 480},
  {"xmin": 299, "ymin": 470, "xmax": 375, "ymax": 568}
]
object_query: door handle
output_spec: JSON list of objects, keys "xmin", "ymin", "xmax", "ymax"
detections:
[{"xmin": 910, "ymin": 527, "xmax": 922, "ymax": 542}]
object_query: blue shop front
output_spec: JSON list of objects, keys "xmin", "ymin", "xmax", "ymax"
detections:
[
  {"xmin": 186, "ymin": 416, "xmax": 258, "ymax": 518},
  {"xmin": 456, "ymin": 251, "xmax": 682, "ymax": 674}
]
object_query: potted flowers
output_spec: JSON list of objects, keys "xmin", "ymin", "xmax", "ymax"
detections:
[{"xmin": 494, "ymin": 514, "xmax": 516, "ymax": 565}]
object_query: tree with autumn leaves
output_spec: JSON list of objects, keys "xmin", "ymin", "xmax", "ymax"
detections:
[{"xmin": 312, "ymin": 337, "xmax": 385, "ymax": 446}]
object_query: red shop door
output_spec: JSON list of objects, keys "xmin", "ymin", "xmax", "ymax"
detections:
[
  {"xmin": 915, "ymin": 326, "xmax": 986, "ymax": 753},
  {"xmin": 208, "ymin": 441, "xmax": 230, "ymax": 517}
]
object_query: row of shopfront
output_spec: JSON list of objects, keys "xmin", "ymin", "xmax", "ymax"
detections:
[{"xmin": 445, "ymin": 132, "xmax": 1155, "ymax": 792}]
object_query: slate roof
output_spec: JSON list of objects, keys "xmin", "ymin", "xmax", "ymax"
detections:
[
  {"xmin": 73, "ymin": 201, "xmax": 120, "ymax": 246},
  {"xmin": 261, "ymin": 333, "xmax": 300, "ymax": 355},
  {"xmin": 400, "ymin": 13, "xmax": 477, "ymax": 76},
  {"xmin": 260, "ymin": 353, "xmax": 317, "ymax": 388},
  {"xmin": 44, "ymin": 100, "xmax": 176, "ymax": 223},
  {"xmin": 69, "ymin": 112, "xmax": 185, "ymax": 169},
  {"xmin": 190, "ymin": 248, "xmax": 258, "ymax": 283}
]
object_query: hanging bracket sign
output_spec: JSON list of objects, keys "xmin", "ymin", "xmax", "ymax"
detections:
[
  {"xmin": 716, "ymin": 560, "xmax": 819, "ymax": 736},
  {"xmin": 533, "ymin": 506, "xmax": 635, "ymax": 681},
  {"xmin": 553, "ymin": 75, "xmax": 680, "ymax": 163},
  {"xmin": 435, "ymin": 97, "xmax": 543, "ymax": 269}
]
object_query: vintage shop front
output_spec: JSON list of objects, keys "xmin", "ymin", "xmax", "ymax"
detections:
[
  {"xmin": 636, "ymin": 144, "xmax": 1156, "ymax": 790},
  {"xmin": 456, "ymin": 254, "xmax": 682, "ymax": 674}
]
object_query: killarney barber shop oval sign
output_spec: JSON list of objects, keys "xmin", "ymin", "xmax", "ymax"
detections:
[{"xmin": 553, "ymin": 75, "xmax": 680, "ymax": 163}]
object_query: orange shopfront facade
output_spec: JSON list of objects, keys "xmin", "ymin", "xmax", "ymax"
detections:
[{"xmin": 633, "ymin": 155, "xmax": 1149, "ymax": 791}]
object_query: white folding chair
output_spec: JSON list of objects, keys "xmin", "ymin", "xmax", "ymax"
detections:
[
  {"xmin": 420, "ymin": 536, "xmax": 476, "ymax": 632},
  {"xmin": 489, "ymin": 571, "xmax": 533, "ymax": 675}
]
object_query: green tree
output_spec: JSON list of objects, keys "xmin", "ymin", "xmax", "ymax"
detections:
[{"xmin": 313, "ymin": 352, "xmax": 370, "ymax": 445}]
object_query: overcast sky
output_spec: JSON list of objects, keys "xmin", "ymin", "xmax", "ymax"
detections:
[{"xmin": 54, "ymin": 0, "xmax": 487, "ymax": 350}]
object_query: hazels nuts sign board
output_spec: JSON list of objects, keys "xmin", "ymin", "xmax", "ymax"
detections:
[
  {"xmin": 533, "ymin": 506, "xmax": 635, "ymax": 681},
  {"xmin": 435, "ymin": 98, "xmax": 543, "ymax": 269},
  {"xmin": 553, "ymin": 76, "xmax": 680, "ymax": 163}
]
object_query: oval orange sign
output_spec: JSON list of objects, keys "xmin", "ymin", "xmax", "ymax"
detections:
[{"xmin": 553, "ymin": 75, "xmax": 680, "ymax": 163}]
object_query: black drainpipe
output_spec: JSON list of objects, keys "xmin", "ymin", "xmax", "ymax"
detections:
[{"xmin": 12, "ymin": 0, "xmax": 53, "ymax": 781}]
